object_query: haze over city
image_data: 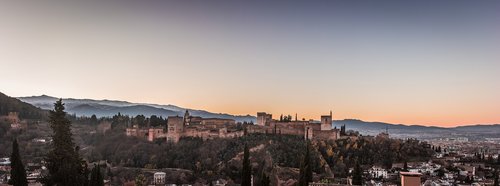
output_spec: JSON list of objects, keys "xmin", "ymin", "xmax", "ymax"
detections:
[{"xmin": 1, "ymin": 0, "xmax": 499, "ymax": 126}]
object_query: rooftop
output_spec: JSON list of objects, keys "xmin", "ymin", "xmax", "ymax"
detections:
[{"xmin": 400, "ymin": 172, "xmax": 422, "ymax": 177}]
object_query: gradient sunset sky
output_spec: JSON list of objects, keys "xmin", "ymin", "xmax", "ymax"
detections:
[{"xmin": 1, "ymin": 1, "xmax": 499, "ymax": 127}]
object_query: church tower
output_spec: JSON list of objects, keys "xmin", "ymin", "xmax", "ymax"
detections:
[{"xmin": 321, "ymin": 110, "xmax": 332, "ymax": 131}]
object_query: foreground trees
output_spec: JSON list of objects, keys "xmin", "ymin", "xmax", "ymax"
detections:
[
  {"xmin": 298, "ymin": 141, "xmax": 312, "ymax": 186},
  {"xmin": 241, "ymin": 144, "xmax": 252, "ymax": 186},
  {"xmin": 43, "ymin": 99, "xmax": 87, "ymax": 186},
  {"xmin": 89, "ymin": 164, "xmax": 104, "ymax": 186},
  {"xmin": 351, "ymin": 161, "xmax": 363, "ymax": 185},
  {"xmin": 9, "ymin": 139, "xmax": 28, "ymax": 186}
]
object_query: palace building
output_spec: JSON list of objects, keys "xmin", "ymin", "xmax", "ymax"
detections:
[
  {"xmin": 249, "ymin": 111, "xmax": 340, "ymax": 141},
  {"xmin": 127, "ymin": 110, "xmax": 341, "ymax": 143},
  {"xmin": 127, "ymin": 110, "xmax": 242, "ymax": 143}
]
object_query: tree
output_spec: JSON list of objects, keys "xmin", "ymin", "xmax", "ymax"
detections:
[
  {"xmin": 299, "ymin": 141, "xmax": 312, "ymax": 186},
  {"xmin": 260, "ymin": 172, "xmax": 270, "ymax": 186},
  {"xmin": 9, "ymin": 139, "xmax": 28, "ymax": 186},
  {"xmin": 340, "ymin": 125, "xmax": 346, "ymax": 136},
  {"xmin": 90, "ymin": 114, "xmax": 98, "ymax": 125},
  {"xmin": 89, "ymin": 164, "xmax": 104, "ymax": 186},
  {"xmin": 241, "ymin": 144, "xmax": 252, "ymax": 186},
  {"xmin": 260, "ymin": 171, "xmax": 271, "ymax": 186},
  {"xmin": 44, "ymin": 99, "xmax": 86, "ymax": 186},
  {"xmin": 494, "ymin": 168, "xmax": 499, "ymax": 186},
  {"xmin": 134, "ymin": 115, "xmax": 146, "ymax": 127},
  {"xmin": 135, "ymin": 174, "xmax": 146, "ymax": 186},
  {"xmin": 352, "ymin": 161, "xmax": 363, "ymax": 185}
]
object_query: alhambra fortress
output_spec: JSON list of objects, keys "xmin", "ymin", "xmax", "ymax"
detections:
[{"xmin": 126, "ymin": 110, "xmax": 342, "ymax": 143}]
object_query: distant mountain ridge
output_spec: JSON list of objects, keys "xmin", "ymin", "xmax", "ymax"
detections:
[
  {"xmin": 11, "ymin": 94, "xmax": 500, "ymax": 138},
  {"xmin": 333, "ymin": 119, "xmax": 500, "ymax": 139},
  {"xmin": 17, "ymin": 95, "xmax": 255, "ymax": 122}
]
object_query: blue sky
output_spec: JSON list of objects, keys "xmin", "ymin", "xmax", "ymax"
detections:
[{"xmin": 1, "ymin": 0, "xmax": 499, "ymax": 126}]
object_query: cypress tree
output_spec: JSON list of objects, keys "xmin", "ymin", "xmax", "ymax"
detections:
[
  {"xmin": 9, "ymin": 139, "xmax": 28, "ymax": 186},
  {"xmin": 260, "ymin": 172, "xmax": 270, "ymax": 186},
  {"xmin": 494, "ymin": 168, "xmax": 499, "ymax": 186},
  {"xmin": 44, "ymin": 99, "xmax": 86, "ymax": 186},
  {"xmin": 298, "ymin": 141, "xmax": 312, "ymax": 186},
  {"xmin": 241, "ymin": 144, "xmax": 252, "ymax": 186},
  {"xmin": 88, "ymin": 164, "xmax": 104, "ymax": 186},
  {"xmin": 352, "ymin": 161, "xmax": 363, "ymax": 185}
]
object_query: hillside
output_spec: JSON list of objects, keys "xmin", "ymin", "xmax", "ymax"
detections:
[
  {"xmin": 18, "ymin": 95, "xmax": 256, "ymax": 122},
  {"xmin": 0, "ymin": 92, "xmax": 46, "ymax": 119}
]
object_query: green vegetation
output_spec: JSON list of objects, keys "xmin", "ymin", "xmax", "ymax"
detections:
[
  {"xmin": 135, "ymin": 174, "xmax": 146, "ymax": 186},
  {"xmin": 89, "ymin": 164, "xmax": 104, "ymax": 186},
  {"xmin": 241, "ymin": 144, "xmax": 251, "ymax": 186},
  {"xmin": 0, "ymin": 96, "xmax": 435, "ymax": 185},
  {"xmin": 0, "ymin": 92, "xmax": 46, "ymax": 120},
  {"xmin": 351, "ymin": 161, "xmax": 363, "ymax": 185},
  {"xmin": 317, "ymin": 136, "xmax": 434, "ymax": 177},
  {"xmin": 44, "ymin": 99, "xmax": 87, "ymax": 186},
  {"xmin": 260, "ymin": 172, "xmax": 270, "ymax": 186},
  {"xmin": 279, "ymin": 114, "xmax": 293, "ymax": 122},
  {"xmin": 494, "ymin": 168, "xmax": 498, "ymax": 186},
  {"xmin": 9, "ymin": 139, "xmax": 28, "ymax": 186},
  {"xmin": 298, "ymin": 141, "xmax": 312, "ymax": 186}
]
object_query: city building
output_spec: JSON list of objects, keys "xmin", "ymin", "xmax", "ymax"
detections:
[
  {"xmin": 153, "ymin": 172, "xmax": 166, "ymax": 185},
  {"xmin": 400, "ymin": 172, "xmax": 422, "ymax": 186}
]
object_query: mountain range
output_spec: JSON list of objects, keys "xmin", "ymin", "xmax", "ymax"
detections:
[
  {"xmin": 17, "ymin": 95, "xmax": 255, "ymax": 122},
  {"xmin": 5, "ymin": 93, "xmax": 500, "ymax": 139}
]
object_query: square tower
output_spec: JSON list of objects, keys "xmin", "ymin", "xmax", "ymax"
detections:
[
  {"xmin": 320, "ymin": 111, "xmax": 332, "ymax": 131},
  {"xmin": 257, "ymin": 112, "xmax": 272, "ymax": 126},
  {"xmin": 167, "ymin": 116, "xmax": 184, "ymax": 143}
]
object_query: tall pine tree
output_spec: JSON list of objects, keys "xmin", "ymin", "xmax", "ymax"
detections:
[
  {"xmin": 89, "ymin": 164, "xmax": 104, "ymax": 186},
  {"xmin": 9, "ymin": 139, "xmax": 28, "ymax": 186},
  {"xmin": 298, "ymin": 141, "xmax": 312, "ymax": 186},
  {"xmin": 44, "ymin": 99, "xmax": 86, "ymax": 186},
  {"xmin": 241, "ymin": 144, "xmax": 252, "ymax": 186}
]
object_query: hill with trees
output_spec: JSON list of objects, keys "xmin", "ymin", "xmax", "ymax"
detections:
[
  {"xmin": 18, "ymin": 95, "xmax": 255, "ymax": 122},
  {"xmin": 0, "ymin": 92, "xmax": 46, "ymax": 120}
]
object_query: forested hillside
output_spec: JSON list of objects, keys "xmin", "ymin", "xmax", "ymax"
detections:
[{"xmin": 0, "ymin": 92, "xmax": 46, "ymax": 119}]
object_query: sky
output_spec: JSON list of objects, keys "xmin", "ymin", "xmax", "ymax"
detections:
[{"xmin": 1, "ymin": 1, "xmax": 499, "ymax": 127}]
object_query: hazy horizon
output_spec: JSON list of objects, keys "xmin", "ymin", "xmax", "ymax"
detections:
[
  {"xmin": 1, "ymin": 1, "xmax": 499, "ymax": 127},
  {"xmin": 4, "ymin": 92, "xmax": 497, "ymax": 128}
]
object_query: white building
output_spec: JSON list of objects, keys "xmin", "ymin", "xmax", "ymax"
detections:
[
  {"xmin": 154, "ymin": 172, "xmax": 166, "ymax": 185},
  {"xmin": 369, "ymin": 166, "xmax": 388, "ymax": 179}
]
